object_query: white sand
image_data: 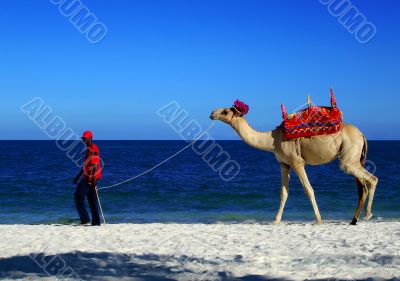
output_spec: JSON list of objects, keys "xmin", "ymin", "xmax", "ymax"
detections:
[{"xmin": 0, "ymin": 222, "xmax": 399, "ymax": 280}]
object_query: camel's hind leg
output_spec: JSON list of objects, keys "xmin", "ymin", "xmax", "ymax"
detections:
[
  {"xmin": 339, "ymin": 127, "xmax": 378, "ymax": 225},
  {"xmin": 341, "ymin": 163, "xmax": 377, "ymax": 225},
  {"xmin": 364, "ymin": 172, "xmax": 378, "ymax": 220},
  {"xmin": 351, "ymin": 177, "xmax": 368, "ymax": 225}
]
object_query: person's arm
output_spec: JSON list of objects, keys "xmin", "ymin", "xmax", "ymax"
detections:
[
  {"xmin": 91, "ymin": 165, "xmax": 98, "ymax": 188},
  {"xmin": 73, "ymin": 169, "xmax": 83, "ymax": 184}
]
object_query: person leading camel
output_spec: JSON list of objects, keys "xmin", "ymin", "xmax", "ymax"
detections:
[{"xmin": 73, "ymin": 130, "xmax": 103, "ymax": 226}]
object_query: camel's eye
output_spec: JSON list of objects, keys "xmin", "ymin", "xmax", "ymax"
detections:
[{"xmin": 222, "ymin": 110, "xmax": 228, "ymax": 115}]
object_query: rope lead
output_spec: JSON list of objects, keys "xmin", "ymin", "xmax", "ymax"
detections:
[{"xmin": 97, "ymin": 121, "xmax": 216, "ymax": 191}]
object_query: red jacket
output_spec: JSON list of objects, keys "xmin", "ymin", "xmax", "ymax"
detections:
[{"xmin": 82, "ymin": 143, "xmax": 102, "ymax": 182}]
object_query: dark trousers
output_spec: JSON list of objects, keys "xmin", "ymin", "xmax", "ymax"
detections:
[{"xmin": 74, "ymin": 179, "xmax": 101, "ymax": 225}]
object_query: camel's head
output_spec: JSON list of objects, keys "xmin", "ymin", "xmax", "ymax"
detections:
[
  {"xmin": 209, "ymin": 107, "xmax": 244, "ymax": 124},
  {"xmin": 210, "ymin": 100, "xmax": 249, "ymax": 124}
]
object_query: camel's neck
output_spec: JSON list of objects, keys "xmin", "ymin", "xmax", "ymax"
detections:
[{"xmin": 231, "ymin": 118, "xmax": 275, "ymax": 152}]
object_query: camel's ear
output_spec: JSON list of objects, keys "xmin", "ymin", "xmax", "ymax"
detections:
[{"xmin": 232, "ymin": 107, "xmax": 243, "ymax": 117}]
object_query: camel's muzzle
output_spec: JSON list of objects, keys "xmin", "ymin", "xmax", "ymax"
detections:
[{"xmin": 210, "ymin": 111, "xmax": 216, "ymax": 120}]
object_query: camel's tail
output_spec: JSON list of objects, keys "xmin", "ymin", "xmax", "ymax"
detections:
[
  {"xmin": 355, "ymin": 136, "xmax": 368, "ymax": 189},
  {"xmin": 360, "ymin": 135, "xmax": 368, "ymax": 167}
]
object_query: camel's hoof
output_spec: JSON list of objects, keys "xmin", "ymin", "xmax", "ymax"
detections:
[
  {"xmin": 316, "ymin": 220, "xmax": 323, "ymax": 225},
  {"xmin": 272, "ymin": 220, "xmax": 281, "ymax": 225},
  {"xmin": 363, "ymin": 213, "xmax": 373, "ymax": 221},
  {"xmin": 350, "ymin": 218, "xmax": 357, "ymax": 225}
]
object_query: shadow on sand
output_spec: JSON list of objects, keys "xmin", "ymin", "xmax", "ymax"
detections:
[
  {"xmin": 0, "ymin": 251, "xmax": 283, "ymax": 281},
  {"xmin": 0, "ymin": 252, "xmax": 396, "ymax": 281}
]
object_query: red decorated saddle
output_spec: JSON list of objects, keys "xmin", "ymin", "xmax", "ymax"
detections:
[{"xmin": 280, "ymin": 89, "xmax": 343, "ymax": 139}]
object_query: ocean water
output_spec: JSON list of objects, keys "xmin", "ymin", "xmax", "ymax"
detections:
[{"xmin": 0, "ymin": 140, "xmax": 398, "ymax": 224}]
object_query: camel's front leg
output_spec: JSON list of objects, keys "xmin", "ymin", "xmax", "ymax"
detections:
[
  {"xmin": 273, "ymin": 164, "xmax": 291, "ymax": 225},
  {"xmin": 293, "ymin": 164, "xmax": 323, "ymax": 224}
]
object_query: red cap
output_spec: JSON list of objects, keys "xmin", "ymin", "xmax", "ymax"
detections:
[{"xmin": 82, "ymin": 130, "xmax": 93, "ymax": 139}]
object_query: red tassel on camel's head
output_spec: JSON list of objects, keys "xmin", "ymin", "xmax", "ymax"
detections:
[{"xmin": 233, "ymin": 99, "xmax": 250, "ymax": 115}]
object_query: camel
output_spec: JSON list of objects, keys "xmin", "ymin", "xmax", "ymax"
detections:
[{"xmin": 210, "ymin": 105, "xmax": 378, "ymax": 225}]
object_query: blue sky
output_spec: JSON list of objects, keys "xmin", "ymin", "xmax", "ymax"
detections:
[{"xmin": 1, "ymin": 0, "xmax": 399, "ymax": 140}]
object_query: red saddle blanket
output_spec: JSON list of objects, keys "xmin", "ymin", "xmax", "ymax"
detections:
[{"xmin": 280, "ymin": 89, "xmax": 343, "ymax": 139}]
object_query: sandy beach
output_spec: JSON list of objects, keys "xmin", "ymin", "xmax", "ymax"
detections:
[{"xmin": 0, "ymin": 221, "xmax": 399, "ymax": 280}]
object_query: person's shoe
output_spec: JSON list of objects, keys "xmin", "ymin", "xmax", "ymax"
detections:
[{"xmin": 80, "ymin": 222, "xmax": 92, "ymax": 226}]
